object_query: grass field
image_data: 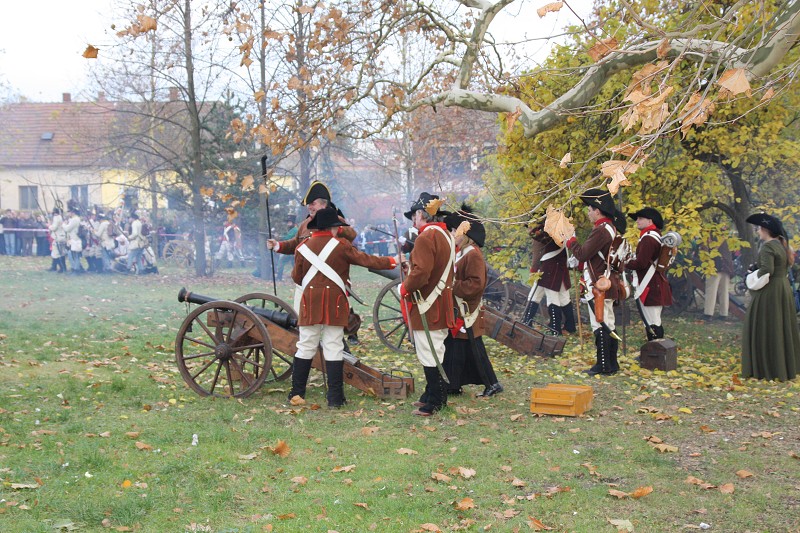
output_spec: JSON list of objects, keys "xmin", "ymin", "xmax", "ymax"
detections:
[{"xmin": 0, "ymin": 256, "xmax": 798, "ymax": 532}]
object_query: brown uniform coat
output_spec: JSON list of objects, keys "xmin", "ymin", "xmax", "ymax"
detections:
[
  {"xmin": 568, "ymin": 219, "xmax": 620, "ymax": 300},
  {"xmin": 403, "ymin": 223, "xmax": 456, "ymax": 331},
  {"xmin": 292, "ymin": 232, "xmax": 394, "ymax": 327},
  {"xmin": 626, "ymin": 228, "xmax": 673, "ymax": 306},
  {"xmin": 278, "ymin": 214, "xmax": 357, "ymax": 255},
  {"xmin": 453, "ymin": 245, "xmax": 487, "ymax": 339},
  {"xmin": 533, "ymin": 233, "xmax": 571, "ymax": 291}
]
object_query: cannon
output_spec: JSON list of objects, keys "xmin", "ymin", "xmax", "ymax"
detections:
[{"xmin": 175, "ymin": 288, "xmax": 414, "ymax": 399}]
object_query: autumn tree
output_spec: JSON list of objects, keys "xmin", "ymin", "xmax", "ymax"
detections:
[{"xmin": 91, "ymin": 0, "xmax": 245, "ymax": 276}]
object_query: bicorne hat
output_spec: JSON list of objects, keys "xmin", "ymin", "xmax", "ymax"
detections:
[
  {"xmin": 444, "ymin": 204, "xmax": 486, "ymax": 247},
  {"xmin": 302, "ymin": 181, "xmax": 332, "ymax": 206},
  {"xmin": 746, "ymin": 213, "xmax": 787, "ymax": 239},
  {"xmin": 307, "ymin": 206, "xmax": 349, "ymax": 230},
  {"xmin": 404, "ymin": 192, "xmax": 444, "ymax": 220},
  {"xmin": 628, "ymin": 207, "xmax": 664, "ymax": 230}
]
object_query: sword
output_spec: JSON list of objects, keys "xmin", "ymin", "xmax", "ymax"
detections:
[{"xmin": 416, "ymin": 298, "xmax": 450, "ymax": 384}]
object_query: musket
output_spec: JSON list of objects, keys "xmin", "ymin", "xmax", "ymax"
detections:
[
  {"xmin": 261, "ymin": 155, "xmax": 277, "ymax": 296},
  {"xmin": 391, "ymin": 207, "xmax": 414, "ymax": 348}
]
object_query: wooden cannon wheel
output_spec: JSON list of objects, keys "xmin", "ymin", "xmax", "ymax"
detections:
[
  {"xmin": 483, "ymin": 269, "xmax": 512, "ymax": 314},
  {"xmin": 175, "ymin": 300, "xmax": 273, "ymax": 398},
  {"xmin": 163, "ymin": 240, "xmax": 194, "ymax": 267},
  {"xmin": 234, "ymin": 293, "xmax": 296, "ymax": 383},
  {"xmin": 372, "ymin": 279, "xmax": 414, "ymax": 354}
]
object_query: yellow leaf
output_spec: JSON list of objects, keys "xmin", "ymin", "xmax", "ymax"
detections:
[
  {"xmin": 82, "ymin": 45, "xmax": 99, "ymax": 59},
  {"xmin": 543, "ymin": 206, "xmax": 574, "ymax": 247},
  {"xmin": 716, "ymin": 68, "xmax": 752, "ymax": 98},
  {"xmin": 536, "ymin": 2, "xmax": 564, "ymax": 18},
  {"xmin": 453, "ymin": 497, "xmax": 475, "ymax": 511},
  {"xmin": 678, "ymin": 407, "xmax": 692, "ymax": 414},
  {"xmin": 680, "ymin": 92, "xmax": 716, "ymax": 136},
  {"xmin": 121, "ymin": 479, "xmax": 132, "ymax": 488}
]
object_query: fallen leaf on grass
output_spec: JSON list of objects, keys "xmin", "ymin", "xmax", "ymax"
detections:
[
  {"xmin": 10, "ymin": 483, "xmax": 39, "ymax": 490},
  {"xmin": 631, "ymin": 486, "xmax": 653, "ymax": 499},
  {"xmin": 333, "ymin": 464, "xmax": 356, "ymax": 473},
  {"xmin": 510, "ymin": 414, "xmax": 524, "ymax": 422},
  {"xmin": 277, "ymin": 513, "xmax": 296, "ymax": 519},
  {"xmin": 289, "ymin": 395, "xmax": 306, "ymax": 406},
  {"xmin": 270, "ymin": 440, "xmax": 290, "ymax": 458},
  {"xmin": 361, "ymin": 426, "xmax": 379, "ymax": 436},
  {"xmin": 431, "ymin": 472, "xmax": 451, "ymax": 483},
  {"xmin": 290, "ymin": 476, "xmax": 307, "ymax": 485},
  {"xmin": 238, "ymin": 452, "xmax": 258, "ymax": 461},
  {"xmin": 134, "ymin": 441, "xmax": 152, "ymax": 451},
  {"xmin": 527, "ymin": 516, "xmax": 554, "ymax": 530},
  {"xmin": 608, "ymin": 518, "xmax": 634, "ymax": 532},
  {"xmin": 511, "ymin": 478, "xmax": 526, "ymax": 487},
  {"xmin": 608, "ymin": 489, "xmax": 628, "ymax": 499},
  {"xmin": 397, "ymin": 448, "xmax": 418, "ymax": 455},
  {"xmin": 418, "ymin": 524, "xmax": 442, "ymax": 532},
  {"xmin": 453, "ymin": 497, "xmax": 475, "ymax": 510},
  {"xmin": 719, "ymin": 483, "xmax": 735, "ymax": 494},
  {"xmin": 735, "ymin": 470, "xmax": 753, "ymax": 479},
  {"xmin": 354, "ymin": 502, "xmax": 369, "ymax": 510}
]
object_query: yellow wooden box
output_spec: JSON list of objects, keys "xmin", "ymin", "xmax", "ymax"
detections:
[{"xmin": 530, "ymin": 384, "xmax": 594, "ymax": 417}]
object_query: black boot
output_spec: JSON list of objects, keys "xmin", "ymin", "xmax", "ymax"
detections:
[
  {"xmin": 58, "ymin": 257, "xmax": 67, "ymax": 273},
  {"xmin": 413, "ymin": 367, "xmax": 447, "ymax": 416},
  {"xmin": 325, "ymin": 360, "xmax": 346, "ymax": 408},
  {"xmin": 609, "ymin": 334, "xmax": 620, "ymax": 374},
  {"xmin": 585, "ymin": 329, "xmax": 615, "ymax": 376},
  {"xmin": 652, "ymin": 325, "xmax": 664, "ymax": 339},
  {"xmin": 547, "ymin": 304, "xmax": 563, "ymax": 335},
  {"xmin": 49, "ymin": 259, "xmax": 58, "ymax": 271},
  {"xmin": 561, "ymin": 304, "xmax": 577, "ymax": 334},
  {"xmin": 646, "ymin": 325, "xmax": 659, "ymax": 341},
  {"xmin": 288, "ymin": 357, "xmax": 313, "ymax": 402},
  {"xmin": 522, "ymin": 301, "xmax": 540, "ymax": 327}
]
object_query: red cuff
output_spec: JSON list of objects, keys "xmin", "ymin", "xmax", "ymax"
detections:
[
  {"xmin": 399, "ymin": 283, "xmax": 408, "ymax": 299},
  {"xmin": 388, "ymin": 257, "xmax": 397, "ymax": 268},
  {"xmin": 566, "ymin": 237, "xmax": 577, "ymax": 248}
]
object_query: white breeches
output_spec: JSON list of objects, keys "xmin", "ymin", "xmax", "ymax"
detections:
[
  {"xmin": 412, "ymin": 328, "xmax": 448, "ymax": 367},
  {"xmin": 295, "ymin": 324, "xmax": 345, "ymax": 361}
]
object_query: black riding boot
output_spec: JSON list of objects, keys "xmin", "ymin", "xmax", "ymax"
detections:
[
  {"xmin": 561, "ymin": 304, "xmax": 577, "ymax": 334},
  {"xmin": 522, "ymin": 301, "xmax": 540, "ymax": 327},
  {"xmin": 547, "ymin": 304, "xmax": 563, "ymax": 335},
  {"xmin": 325, "ymin": 360, "xmax": 346, "ymax": 408},
  {"xmin": 414, "ymin": 367, "xmax": 447, "ymax": 416},
  {"xmin": 288, "ymin": 357, "xmax": 313, "ymax": 402}
]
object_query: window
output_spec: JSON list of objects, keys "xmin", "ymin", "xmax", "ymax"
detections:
[
  {"xmin": 19, "ymin": 186, "xmax": 38, "ymax": 210},
  {"xmin": 70, "ymin": 185, "xmax": 89, "ymax": 212}
]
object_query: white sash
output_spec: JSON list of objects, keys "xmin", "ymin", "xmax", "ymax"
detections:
[
  {"xmin": 414, "ymin": 225, "xmax": 455, "ymax": 314},
  {"xmin": 454, "ymin": 245, "xmax": 481, "ymax": 328},
  {"xmin": 633, "ymin": 231, "xmax": 662, "ymax": 300},
  {"xmin": 540, "ymin": 246, "xmax": 564, "ymax": 262},
  {"xmin": 294, "ymin": 239, "xmax": 346, "ymax": 313}
]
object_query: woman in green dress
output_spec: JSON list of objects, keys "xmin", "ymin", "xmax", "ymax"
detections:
[{"xmin": 742, "ymin": 213, "xmax": 800, "ymax": 381}]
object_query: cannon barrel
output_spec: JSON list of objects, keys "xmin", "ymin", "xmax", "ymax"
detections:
[
  {"xmin": 178, "ymin": 288, "xmax": 297, "ymax": 329},
  {"xmin": 369, "ymin": 267, "xmax": 400, "ymax": 281}
]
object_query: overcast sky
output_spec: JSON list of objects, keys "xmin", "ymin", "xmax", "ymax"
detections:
[{"xmin": 0, "ymin": 0, "xmax": 592, "ymax": 103}]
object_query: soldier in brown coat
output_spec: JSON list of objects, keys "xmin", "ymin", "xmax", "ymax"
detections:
[
  {"xmin": 625, "ymin": 207, "xmax": 673, "ymax": 341},
  {"xmin": 567, "ymin": 188, "xmax": 626, "ymax": 376},
  {"xmin": 439, "ymin": 206, "xmax": 503, "ymax": 398},
  {"xmin": 400, "ymin": 192, "xmax": 456, "ymax": 416},
  {"xmin": 526, "ymin": 224, "xmax": 576, "ymax": 335},
  {"xmin": 289, "ymin": 207, "xmax": 397, "ymax": 407}
]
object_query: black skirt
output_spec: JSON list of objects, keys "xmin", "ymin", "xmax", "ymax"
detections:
[{"xmin": 442, "ymin": 335, "xmax": 498, "ymax": 391}]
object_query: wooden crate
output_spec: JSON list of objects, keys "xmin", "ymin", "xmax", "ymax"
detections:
[
  {"xmin": 530, "ymin": 384, "xmax": 594, "ymax": 417},
  {"xmin": 639, "ymin": 338, "xmax": 678, "ymax": 371}
]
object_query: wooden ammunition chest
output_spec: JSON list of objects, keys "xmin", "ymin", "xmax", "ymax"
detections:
[
  {"xmin": 639, "ymin": 338, "xmax": 678, "ymax": 371},
  {"xmin": 530, "ymin": 383, "xmax": 594, "ymax": 417}
]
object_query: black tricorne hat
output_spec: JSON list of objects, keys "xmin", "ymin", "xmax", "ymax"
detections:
[
  {"xmin": 580, "ymin": 188, "xmax": 626, "ymax": 233},
  {"xmin": 302, "ymin": 181, "xmax": 332, "ymax": 206},
  {"xmin": 307, "ymin": 206, "xmax": 349, "ymax": 230},
  {"xmin": 404, "ymin": 192, "xmax": 443, "ymax": 220},
  {"xmin": 444, "ymin": 204, "xmax": 486, "ymax": 247},
  {"xmin": 746, "ymin": 213, "xmax": 787, "ymax": 239},
  {"xmin": 628, "ymin": 207, "xmax": 664, "ymax": 230}
]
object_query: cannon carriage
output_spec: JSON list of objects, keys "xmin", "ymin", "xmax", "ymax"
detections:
[{"xmin": 175, "ymin": 288, "xmax": 414, "ymax": 399}]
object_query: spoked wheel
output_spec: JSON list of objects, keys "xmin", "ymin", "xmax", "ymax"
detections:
[
  {"xmin": 234, "ymin": 293, "xmax": 296, "ymax": 382},
  {"xmin": 483, "ymin": 269, "xmax": 511, "ymax": 314},
  {"xmin": 372, "ymin": 279, "xmax": 414, "ymax": 353},
  {"xmin": 175, "ymin": 301, "xmax": 272, "ymax": 398}
]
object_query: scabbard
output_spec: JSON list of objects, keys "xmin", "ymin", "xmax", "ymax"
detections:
[{"xmin": 419, "ymin": 311, "xmax": 450, "ymax": 384}]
